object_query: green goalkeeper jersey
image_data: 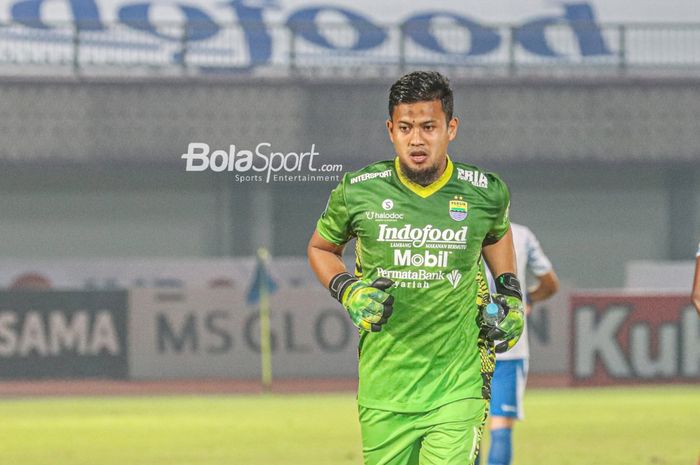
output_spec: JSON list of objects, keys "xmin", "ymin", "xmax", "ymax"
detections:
[{"xmin": 316, "ymin": 156, "xmax": 510, "ymax": 413}]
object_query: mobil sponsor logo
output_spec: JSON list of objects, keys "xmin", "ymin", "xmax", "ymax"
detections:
[
  {"xmin": 571, "ymin": 293, "xmax": 699, "ymax": 385},
  {"xmin": 377, "ymin": 224, "xmax": 467, "ymax": 249},
  {"xmin": 393, "ymin": 249, "xmax": 450, "ymax": 268}
]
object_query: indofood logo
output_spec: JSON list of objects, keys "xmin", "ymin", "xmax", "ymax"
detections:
[{"xmin": 377, "ymin": 224, "xmax": 468, "ymax": 248}]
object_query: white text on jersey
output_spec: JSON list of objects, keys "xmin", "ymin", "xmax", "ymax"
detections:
[
  {"xmin": 457, "ymin": 168, "xmax": 488, "ymax": 188},
  {"xmin": 394, "ymin": 250, "xmax": 450, "ymax": 268},
  {"xmin": 377, "ymin": 224, "xmax": 468, "ymax": 248},
  {"xmin": 350, "ymin": 169, "xmax": 392, "ymax": 184}
]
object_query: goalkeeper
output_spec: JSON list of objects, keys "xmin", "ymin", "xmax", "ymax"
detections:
[{"xmin": 307, "ymin": 71, "xmax": 524, "ymax": 465}]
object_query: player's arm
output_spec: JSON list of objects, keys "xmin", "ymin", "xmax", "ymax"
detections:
[
  {"xmin": 481, "ymin": 228, "xmax": 525, "ymax": 352},
  {"xmin": 528, "ymin": 271, "xmax": 559, "ymax": 304},
  {"xmin": 482, "ymin": 227, "xmax": 516, "ymax": 278},
  {"xmin": 692, "ymin": 255, "xmax": 700, "ymax": 316},
  {"xmin": 522, "ymin": 226, "xmax": 558, "ymax": 313},
  {"xmin": 307, "ymin": 230, "xmax": 347, "ymax": 288},
  {"xmin": 308, "ymin": 230, "xmax": 394, "ymax": 332}
]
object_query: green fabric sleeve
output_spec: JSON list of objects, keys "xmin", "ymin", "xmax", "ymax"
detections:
[
  {"xmin": 316, "ymin": 176, "xmax": 353, "ymax": 245},
  {"xmin": 483, "ymin": 173, "xmax": 511, "ymax": 245}
]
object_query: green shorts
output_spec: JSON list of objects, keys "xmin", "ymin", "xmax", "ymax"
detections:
[{"xmin": 358, "ymin": 398, "xmax": 488, "ymax": 465}]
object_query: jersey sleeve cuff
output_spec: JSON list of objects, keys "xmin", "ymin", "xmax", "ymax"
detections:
[
  {"xmin": 316, "ymin": 221, "xmax": 348, "ymax": 246},
  {"xmin": 483, "ymin": 220, "xmax": 511, "ymax": 246}
]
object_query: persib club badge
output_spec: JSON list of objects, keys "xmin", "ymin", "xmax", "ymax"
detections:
[{"xmin": 449, "ymin": 196, "xmax": 468, "ymax": 221}]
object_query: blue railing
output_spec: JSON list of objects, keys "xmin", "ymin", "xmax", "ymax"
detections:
[{"xmin": 0, "ymin": 21, "xmax": 698, "ymax": 76}]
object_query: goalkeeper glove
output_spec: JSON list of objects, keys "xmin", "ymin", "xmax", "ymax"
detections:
[
  {"xmin": 483, "ymin": 273, "xmax": 525, "ymax": 353},
  {"xmin": 329, "ymin": 272, "xmax": 394, "ymax": 332}
]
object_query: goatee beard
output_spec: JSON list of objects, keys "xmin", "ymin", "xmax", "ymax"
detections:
[{"xmin": 399, "ymin": 160, "xmax": 441, "ymax": 187}]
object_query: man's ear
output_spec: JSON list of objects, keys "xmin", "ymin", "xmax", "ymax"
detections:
[
  {"xmin": 448, "ymin": 117, "xmax": 459, "ymax": 141},
  {"xmin": 386, "ymin": 119, "xmax": 395, "ymax": 143}
]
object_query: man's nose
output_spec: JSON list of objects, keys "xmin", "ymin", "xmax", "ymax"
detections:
[{"xmin": 409, "ymin": 128, "xmax": 424, "ymax": 146}]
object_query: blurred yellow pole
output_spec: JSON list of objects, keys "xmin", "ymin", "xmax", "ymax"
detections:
[{"xmin": 257, "ymin": 248, "xmax": 273, "ymax": 391}]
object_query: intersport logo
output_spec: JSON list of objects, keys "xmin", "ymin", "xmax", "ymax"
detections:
[{"xmin": 377, "ymin": 224, "xmax": 468, "ymax": 248}]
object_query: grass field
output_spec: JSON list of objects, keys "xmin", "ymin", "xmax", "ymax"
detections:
[{"xmin": 0, "ymin": 386, "xmax": 697, "ymax": 465}]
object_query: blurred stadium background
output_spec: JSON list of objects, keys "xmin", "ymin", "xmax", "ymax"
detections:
[{"xmin": 0, "ymin": 0, "xmax": 698, "ymax": 464}]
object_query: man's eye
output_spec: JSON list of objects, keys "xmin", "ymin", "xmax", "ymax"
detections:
[
  {"xmin": 424, "ymin": 125, "xmax": 435, "ymax": 131},
  {"xmin": 399, "ymin": 126, "xmax": 410, "ymax": 132}
]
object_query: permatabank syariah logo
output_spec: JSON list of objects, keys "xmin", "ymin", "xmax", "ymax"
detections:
[{"xmin": 181, "ymin": 142, "xmax": 343, "ymax": 183}]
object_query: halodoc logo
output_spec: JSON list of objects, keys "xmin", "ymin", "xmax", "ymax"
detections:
[{"xmin": 181, "ymin": 142, "xmax": 343, "ymax": 183}]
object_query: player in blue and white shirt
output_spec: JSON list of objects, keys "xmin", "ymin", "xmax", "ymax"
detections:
[
  {"xmin": 692, "ymin": 241, "xmax": 700, "ymax": 316},
  {"xmin": 481, "ymin": 223, "xmax": 560, "ymax": 465}
]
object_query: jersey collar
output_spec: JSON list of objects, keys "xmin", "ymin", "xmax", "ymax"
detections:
[{"xmin": 394, "ymin": 155, "xmax": 454, "ymax": 199}]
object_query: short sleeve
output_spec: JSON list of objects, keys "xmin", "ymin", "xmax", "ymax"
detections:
[
  {"xmin": 483, "ymin": 174, "xmax": 511, "ymax": 246},
  {"xmin": 316, "ymin": 177, "xmax": 353, "ymax": 245}
]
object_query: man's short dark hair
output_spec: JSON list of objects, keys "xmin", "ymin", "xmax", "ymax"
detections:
[{"xmin": 388, "ymin": 71, "xmax": 454, "ymax": 122}]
